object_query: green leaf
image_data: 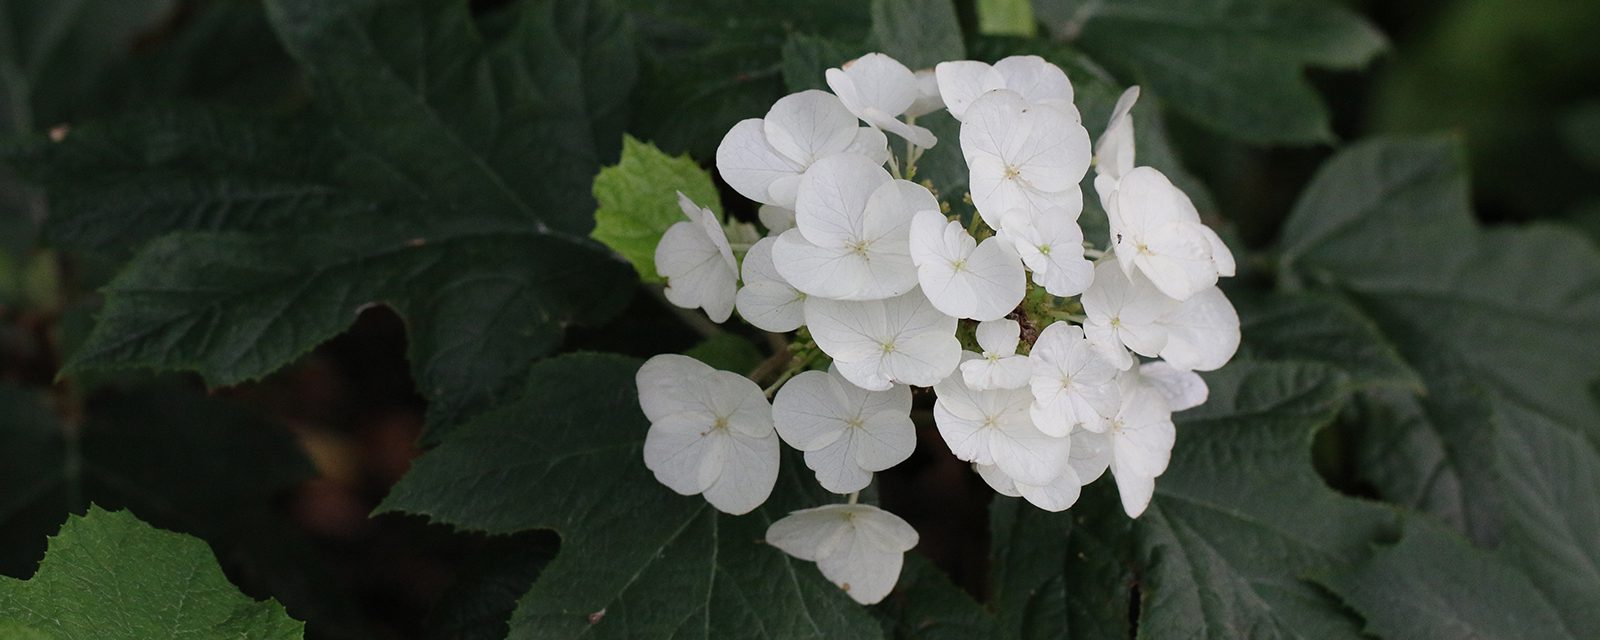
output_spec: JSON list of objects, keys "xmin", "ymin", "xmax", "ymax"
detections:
[
  {"xmin": 977, "ymin": 0, "xmax": 1037, "ymax": 37},
  {"xmin": 1134, "ymin": 360, "xmax": 1394, "ymax": 638},
  {"xmin": 781, "ymin": 33, "xmax": 871, "ymax": 92},
  {"xmin": 1236, "ymin": 291, "xmax": 1422, "ymax": 392},
  {"xmin": 378, "ymin": 353, "xmax": 883, "ymax": 639},
  {"xmin": 0, "ymin": 506, "xmax": 303, "ymax": 639},
  {"xmin": 1279, "ymin": 136, "xmax": 1600, "ymax": 635},
  {"xmin": 870, "ymin": 0, "xmax": 965, "ymax": 70},
  {"xmin": 591, "ymin": 136, "xmax": 721, "ymax": 281},
  {"xmin": 38, "ymin": 0, "xmax": 640, "ymax": 436},
  {"xmin": 1042, "ymin": 0, "xmax": 1385, "ymax": 143},
  {"xmin": 1317, "ymin": 519, "xmax": 1575, "ymax": 640},
  {"xmin": 682, "ymin": 333, "xmax": 764, "ymax": 373},
  {"xmin": 879, "ymin": 555, "xmax": 1001, "ymax": 639}
]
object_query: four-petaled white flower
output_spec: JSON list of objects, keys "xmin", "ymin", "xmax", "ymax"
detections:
[
  {"xmin": 1028, "ymin": 322, "xmax": 1121, "ymax": 435},
  {"xmin": 1081, "ymin": 258, "xmax": 1179, "ymax": 369},
  {"xmin": 772, "ymin": 367, "xmax": 916, "ymax": 493},
  {"xmin": 1157, "ymin": 286, "xmax": 1240, "ymax": 372},
  {"xmin": 736, "ymin": 237, "xmax": 806, "ymax": 333},
  {"xmin": 908, "ymin": 211, "xmax": 1026, "ymax": 320},
  {"xmin": 805, "ymin": 289, "xmax": 961, "ymax": 390},
  {"xmin": 637, "ymin": 354, "xmax": 779, "ymax": 515},
  {"xmin": 766, "ymin": 503, "xmax": 919, "ymax": 605},
  {"xmin": 999, "ymin": 207, "xmax": 1094, "ymax": 297},
  {"xmin": 1106, "ymin": 370, "xmax": 1176, "ymax": 518},
  {"xmin": 935, "ymin": 55, "xmax": 1078, "ymax": 122},
  {"xmin": 960, "ymin": 319, "xmax": 1033, "ymax": 390},
  {"xmin": 1107, "ymin": 167, "xmax": 1219, "ymax": 301},
  {"xmin": 655, "ymin": 192, "xmax": 737, "ymax": 323},
  {"xmin": 716, "ymin": 90, "xmax": 890, "ymax": 209},
  {"xmin": 959, "ymin": 89, "xmax": 1090, "ymax": 228},
  {"xmin": 933, "ymin": 356, "xmax": 1069, "ymax": 486},
  {"xmin": 826, "ymin": 53, "xmax": 938, "ymax": 148},
  {"xmin": 773, "ymin": 154, "xmax": 933, "ymax": 300}
]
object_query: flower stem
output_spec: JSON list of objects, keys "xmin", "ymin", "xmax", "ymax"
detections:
[
  {"xmin": 762, "ymin": 364, "xmax": 801, "ymax": 397},
  {"xmin": 847, "ymin": 491, "xmax": 859, "ymax": 505},
  {"xmin": 1083, "ymin": 247, "xmax": 1106, "ymax": 259}
]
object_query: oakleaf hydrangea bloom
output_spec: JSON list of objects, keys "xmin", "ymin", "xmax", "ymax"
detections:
[
  {"xmin": 773, "ymin": 154, "xmax": 933, "ymax": 300},
  {"xmin": 908, "ymin": 211, "xmax": 1026, "ymax": 320},
  {"xmin": 936, "ymin": 55, "xmax": 1078, "ymax": 122},
  {"xmin": 806, "ymin": 289, "xmax": 961, "ymax": 390},
  {"xmin": 717, "ymin": 90, "xmax": 889, "ymax": 209},
  {"xmin": 999, "ymin": 207, "xmax": 1093, "ymax": 297},
  {"xmin": 958, "ymin": 89, "xmax": 1090, "ymax": 228},
  {"xmin": 735, "ymin": 237, "xmax": 806, "ymax": 333},
  {"xmin": 766, "ymin": 504, "xmax": 918, "ymax": 605},
  {"xmin": 637, "ymin": 355, "xmax": 779, "ymax": 515},
  {"xmin": 773, "ymin": 367, "xmax": 916, "ymax": 493},
  {"xmin": 634, "ymin": 50, "xmax": 1245, "ymax": 607},
  {"xmin": 655, "ymin": 193, "xmax": 737, "ymax": 323},
  {"xmin": 959, "ymin": 319, "xmax": 1032, "ymax": 390},
  {"xmin": 1028, "ymin": 322, "xmax": 1121, "ymax": 435},
  {"xmin": 826, "ymin": 53, "xmax": 938, "ymax": 148}
]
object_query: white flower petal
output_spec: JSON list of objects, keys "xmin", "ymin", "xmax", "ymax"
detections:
[
  {"xmin": 905, "ymin": 69, "xmax": 945, "ymax": 118},
  {"xmin": 1109, "ymin": 372, "xmax": 1175, "ymax": 479},
  {"xmin": 992, "ymin": 55, "xmax": 1075, "ymax": 112},
  {"xmin": 1157, "ymin": 286, "xmax": 1240, "ymax": 372},
  {"xmin": 795, "ymin": 154, "xmax": 891, "ymax": 247},
  {"xmin": 1017, "ymin": 464, "xmax": 1082, "ymax": 512},
  {"xmin": 846, "ymin": 127, "xmax": 891, "ymax": 164},
  {"xmin": 1068, "ymin": 428, "xmax": 1112, "ymax": 484},
  {"xmin": 1095, "ymin": 85, "xmax": 1140, "ymax": 180},
  {"xmin": 737, "ymin": 237, "xmax": 807, "ymax": 332},
  {"xmin": 701, "ymin": 429, "xmax": 780, "ymax": 514},
  {"xmin": 934, "ymin": 60, "xmax": 1004, "ymax": 121},
  {"xmin": 934, "ymin": 360, "xmax": 1067, "ymax": 485},
  {"xmin": 656, "ymin": 211, "xmax": 737, "ymax": 323},
  {"xmin": 1112, "ymin": 467, "xmax": 1156, "ymax": 518},
  {"xmin": 827, "ymin": 53, "xmax": 919, "ymax": 123},
  {"xmin": 716, "ymin": 118, "xmax": 805, "ymax": 206},
  {"xmin": 759, "ymin": 204, "xmax": 796, "ymax": 235},
  {"xmin": 774, "ymin": 369, "xmax": 914, "ymax": 492},
  {"xmin": 1109, "ymin": 167, "xmax": 1217, "ymax": 300},
  {"xmin": 960, "ymin": 90, "xmax": 1090, "ymax": 224},
  {"xmin": 805, "ymin": 439, "xmax": 875, "ymax": 493},
  {"xmin": 974, "ymin": 463, "xmax": 1022, "ymax": 496},
  {"xmin": 772, "ymin": 370, "xmax": 853, "ymax": 450},
  {"xmin": 764, "ymin": 90, "xmax": 858, "ymax": 166},
  {"xmin": 999, "ymin": 206, "xmax": 1092, "ymax": 297},
  {"xmin": 1139, "ymin": 361, "xmax": 1209, "ymax": 411}
]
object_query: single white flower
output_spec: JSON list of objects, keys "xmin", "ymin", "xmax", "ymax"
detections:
[
  {"xmin": 935, "ymin": 55, "xmax": 1077, "ymax": 122},
  {"xmin": 766, "ymin": 503, "xmax": 918, "ymax": 605},
  {"xmin": 772, "ymin": 367, "xmax": 916, "ymax": 493},
  {"xmin": 1156, "ymin": 286, "xmax": 1240, "ymax": 372},
  {"xmin": 959, "ymin": 319, "xmax": 1032, "ymax": 390},
  {"xmin": 908, "ymin": 211, "xmax": 1026, "ymax": 320},
  {"xmin": 656, "ymin": 192, "xmax": 737, "ymax": 323},
  {"xmin": 905, "ymin": 68, "xmax": 945, "ymax": 118},
  {"xmin": 637, "ymin": 355, "xmax": 779, "ymax": 515},
  {"xmin": 1028, "ymin": 322, "xmax": 1121, "ymax": 435},
  {"xmin": 826, "ymin": 53, "xmax": 937, "ymax": 148},
  {"xmin": 1107, "ymin": 370, "xmax": 1176, "ymax": 518},
  {"xmin": 1081, "ymin": 259, "xmax": 1179, "ymax": 368},
  {"xmin": 759, "ymin": 204, "xmax": 796, "ymax": 235},
  {"xmin": 933, "ymin": 357, "xmax": 1069, "ymax": 485},
  {"xmin": 736, "ymin": 237, "xmax": 806, "ymax": 333},
  {"xmin": 998, "ymin": 207, "xmax": 1094, "ymax": 297},
  {"xmin": 1107, "ymin": 167, "xmax": 1218, "ymax": 301},
  {"xmin": 959, "ymin": 89, "xmax": 1090, "ymax": 228},
  {"xmin": 1138, "ymin": 361, "xmax": 1208, "ymax": 411},
  {"xmin": 716, "ymin": 90, "xmax": 890, "ymax": 208},
  {"xmin": 773, "ymin": 154, "xmax": 933, "ymax": 300},
  {"xmin": 1095, "ymin": 86, "xmax": 1140, "ymax": 183},
  {"xmin": 805, "ymin": 289, "xmax": 961, "ymax": 390}
]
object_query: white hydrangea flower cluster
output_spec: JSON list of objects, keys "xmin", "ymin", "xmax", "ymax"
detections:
[{"xmin": 636, "ymin": 52, "xmax": 1240, "ymax": 605}]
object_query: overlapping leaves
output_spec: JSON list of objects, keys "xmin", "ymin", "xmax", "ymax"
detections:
[
  {"xmin": 26, "ymin": 0, "xmax": 638, "ymax": 435},
  {"xmin": 1281, "ymin": 136, "xmax": 1600, "ymax": 635}
]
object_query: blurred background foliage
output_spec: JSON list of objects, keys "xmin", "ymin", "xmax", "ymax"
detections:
[{"xmin": 0, "ymin": 0, "xmax": 1595, "ymax": 638}]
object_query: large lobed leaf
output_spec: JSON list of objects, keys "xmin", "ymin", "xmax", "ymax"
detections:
[
  {"xmin": 0, "ymin": 506, "xmax": 303, "ymax": 639},
  {"xmin": 379, "ymin": 353, "xmax": 883, "ymax": 639},
  {"xmin": 1280, "ymin": 136, "xmax": 1600, "ymax": 635},
  {"xmin": 29, "ymin": 0, "xmax": 640, "ymax": 436},
  {"xmin": 590, "ymin": 136, "xmax": 723, "ymax": 282}
]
